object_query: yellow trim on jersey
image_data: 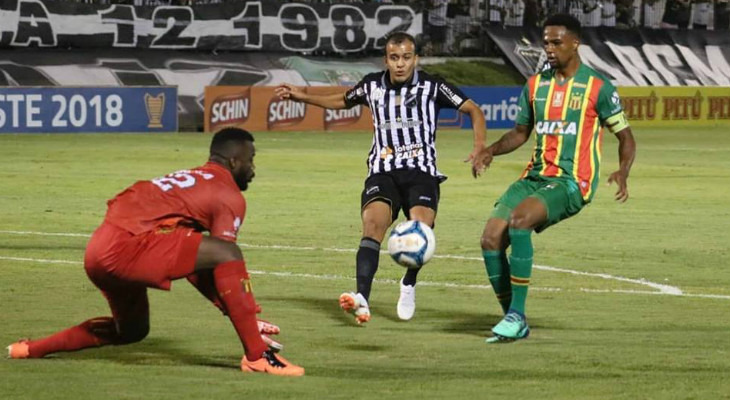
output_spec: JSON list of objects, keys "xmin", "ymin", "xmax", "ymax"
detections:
[
  {"xmin": 539, "ymin": 78, "xmax": 556, "ymax": 175},
  {"xmin": 604, "ymin": 111, "xmax": 630, "ymax": 134},
  {"xmin": 572, "ymin": 77, "xmax": 595, "ymax": 186},
  {"xmin": 554, "ymin": 80, "xmax": 574, "ymax": 177},
  {"xmin": 585, "ymin": 117, "xmax": 601, "ymax": 201},
  {"xmin": 531, "ymin": 75, "xmax": 541, "ymax": 123}
]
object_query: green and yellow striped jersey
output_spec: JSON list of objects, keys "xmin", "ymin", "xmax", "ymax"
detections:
[{"xmin": 515, "ymin": 63, "xmax": 626, "ymax": 203}]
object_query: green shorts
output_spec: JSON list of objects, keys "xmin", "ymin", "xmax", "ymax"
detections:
[{"xmin": 490, "ymin": 176, "xmax": 585, "ymax": 233}]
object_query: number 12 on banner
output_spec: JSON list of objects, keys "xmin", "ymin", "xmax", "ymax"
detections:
[{"xmin": 98, "ymin": 2, "xmax": 416, "ymax": 52}]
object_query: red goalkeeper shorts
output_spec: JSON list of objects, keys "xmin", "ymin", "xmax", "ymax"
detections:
[{"xmin": 84, "ymin": 221, "xmax": 202, "ymax": 291}]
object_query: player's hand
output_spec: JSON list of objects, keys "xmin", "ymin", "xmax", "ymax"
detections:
[
  {"xmin": 274, "ymin": 84, "xmax": 303, "ymax": 101},
  {"xmin": 466, "ymin": 147, "xmax": 493, "ymax": 178},
  {"xmin": 607, "ymin": 170, "xmax": 629, "ymax": 203}
]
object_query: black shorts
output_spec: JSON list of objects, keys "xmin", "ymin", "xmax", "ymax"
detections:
[{"xmin": 361, "ymin": 170, "xmax": 441, "ymax": 222}]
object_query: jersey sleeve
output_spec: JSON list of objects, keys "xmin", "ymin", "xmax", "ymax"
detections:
[
  {"xmin": 514, "ymin": 82, "xmax": 534, "ymax": 126},
  {"xmin": 343, "ymin": 78, "xmax": 369, "ymax": 108},
  {"xmin": 596, "ymin": 79, "xmax": 624, "ymax": 122},
  {"xmin": 435, "ymin": 80, "xmax": 468, "ymax": 109},
  {"xmin": 209, "ymin": 192, "xmax": 246, "ymax": 242}
]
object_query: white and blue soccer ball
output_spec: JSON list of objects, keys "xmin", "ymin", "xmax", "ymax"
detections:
[{"xmin": 387, "ymin": 220, "xmax": 436, "ymax": 269}]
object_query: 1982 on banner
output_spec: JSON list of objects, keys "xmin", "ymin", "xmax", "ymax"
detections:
[{"xmin": 0, "ymin": 1, "xmax": 421, "ymax": 53}]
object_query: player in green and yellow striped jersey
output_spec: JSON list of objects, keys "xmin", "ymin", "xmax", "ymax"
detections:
[{"xmin": 472, "ymin": 14, "xmax": 636, "ymax": 343}]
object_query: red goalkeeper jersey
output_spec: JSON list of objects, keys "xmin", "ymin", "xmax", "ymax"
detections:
[{"xmin": 104, "ymin": 162, "xmax": 245, "ymax": 242}]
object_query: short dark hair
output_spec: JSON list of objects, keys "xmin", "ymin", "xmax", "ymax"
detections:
[
  {"xmin": 543, "ymin": 13, "xmax": 582, "ymax": 38},
  {"xmin": 384, "ymin": 32, "xmax": 418, "ymax": 55},
  {"xmin": 210, "ymin": 127, "xmax": 254, "ymax": 157}
]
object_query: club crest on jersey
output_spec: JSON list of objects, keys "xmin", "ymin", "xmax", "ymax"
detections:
[
  {"xmin": 404, "ymin": 93, "xmax": 419, "ymax": 107},
  {"xmin": 535, "ymin": 120, "xmax": 577, "ymax": 135},
  {"xmin": 569, "ymin": 93, "xmax": 583, "ymax": 110}
]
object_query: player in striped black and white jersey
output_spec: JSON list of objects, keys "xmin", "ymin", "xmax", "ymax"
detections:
[{"xmin": 275, "ymin": 32, "xmax": 488, "ymax": 325}]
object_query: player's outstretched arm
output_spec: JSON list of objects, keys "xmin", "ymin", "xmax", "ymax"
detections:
[
  {"xmin": 607, "ymin": 127, "xmax": 636, "ymax": 203},
  {"xmin": 458, "ymin": 100, "xmax": 488, "ymax": 178},
  {"xmin": 487, "ymin": 123, "xmax": 532, "ymax": 157},
  {"xmin": 275, "ymin": 83, "xmax": 348, "ymax": 110},
  {"xmin": 473, "ymin": 123, "xmax": 532, "ymax": 175}
]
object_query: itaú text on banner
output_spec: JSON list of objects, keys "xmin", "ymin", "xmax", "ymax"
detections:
[
  {"xmin": 0, "ymin": 87, "xmax": 178, "ymax": 133},
  {"xmin": 204, "ymin": 86, "xmax": 373, "ymax": 133},
  {"xmin": 618, "ymin": 87, "xmax": 730, "ymax": 128}
]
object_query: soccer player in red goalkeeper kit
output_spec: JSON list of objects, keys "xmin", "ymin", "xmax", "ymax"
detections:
[{"xmin": 6, "ymin": 128, "xmax": 304, "ymax": 376}]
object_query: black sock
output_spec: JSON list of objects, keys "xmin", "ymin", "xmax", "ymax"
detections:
[
  {"xmin": 402, "ymin": 267, "xmax": 420, "ymax": 286},
  {"xmin": 356, "ymin": 237, "xmax": 380, "ymax": 301}
]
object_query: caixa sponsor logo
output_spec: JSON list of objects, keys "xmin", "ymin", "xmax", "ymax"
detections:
[
  {"xmin": 209, "ymin": 91, "xmax": 250, "ymax": 130},
  {"xmin": 535, "ymin": 120, "xmax": 578, "ymax": 135},
  {"xmin": 267, "ymin": 98, "xmax": 306, "ymax": 129},
  {"xmin": 324, "ymin": 106, "xmax": 362, "ymax": 129}
]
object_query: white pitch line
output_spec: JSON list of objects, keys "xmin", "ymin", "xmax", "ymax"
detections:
[
  {"xmin": 0, "ymin": 254, "xmax": 727, "ymax": 300},
  {"xmin": 239, "ymin": 244, "xmax": 685, "ymax": 296},
  {"xmin": 0, "ymin": 256, "xmax": 81, "ymax": 265},
  {"xmin": 255, "ymin": 269, "xmax": 564, "ymax": 292},
  {"xmin": 0, "ymin": 229, "xmax": 682, "ymax": 296},
  {"xmin": 0, "ymin": 230, "xmax": 90, "ymax": 238}
]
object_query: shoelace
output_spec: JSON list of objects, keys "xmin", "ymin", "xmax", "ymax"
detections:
[{"xmin": 503, "ymin": 313, "xmax": 524, "ymax": 324}]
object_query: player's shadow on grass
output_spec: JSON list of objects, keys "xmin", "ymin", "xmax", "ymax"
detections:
[
  {"xmin": 259, "ymin": 293, "xmax": 357, "ymax": 327},
  {"xmin": 63, "ymin": 338, "xmax": 239, "ymax": 370},
  {"xmin": 369, "ymin": 301, "xmax": 502, "ymax": 336}
]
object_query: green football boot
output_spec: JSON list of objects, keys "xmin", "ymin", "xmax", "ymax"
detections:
[{"xmin": 486, "ymin": 310, "xmax": 530, "ymax": 344}]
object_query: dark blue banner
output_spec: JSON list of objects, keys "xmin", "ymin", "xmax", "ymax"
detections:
[
  {"xmin": 438, "ymin": 86, "xmax": 522, "ymax": 130},
  {"xmin": 0, "ymin": 86, "xmax": 177, "ymax": 133}
]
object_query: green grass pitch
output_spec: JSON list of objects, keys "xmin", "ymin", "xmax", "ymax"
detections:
[{"xmin": 1, "ymin": 127, "xmax": 729, "ymax": 399}]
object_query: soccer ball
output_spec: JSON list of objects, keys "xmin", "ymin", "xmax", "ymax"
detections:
[{"xmin": 387, "ymin": 220, "xmax": 436, "ymax": 269}]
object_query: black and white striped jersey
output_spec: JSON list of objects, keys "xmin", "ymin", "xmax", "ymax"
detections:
[{"xmin": 343, "ymin": 70, "xmax": 468, "ymax": 180}]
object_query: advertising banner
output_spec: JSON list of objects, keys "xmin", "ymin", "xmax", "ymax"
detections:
[
  {"xmin": 204, "ymin": 86, "xmax": 373, "ymax": 132},
  {"xmin": 0, "ymin": 0, "xmax": 422, "ymax": 54},
  {"xmin": 487, "ymin": 27, "xmax": 730, "ymax": 87},
  {"xmin": 437, "ymin": 87, "xmax": 522, "ymax": 130},
  {"xmin": 206, "ymin": 86, "xmax": 527, "ymax": 133},
  {"xmin": 0, "ymin": 49, "xmax": 383, "ymax": 131},
  {"xmin": 618, "ymin": 86, "xmax": 730, "ymax": 128},
  {"xmin": 0, "ymin": 86, "xmax": 177, "ymax": 133}
]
